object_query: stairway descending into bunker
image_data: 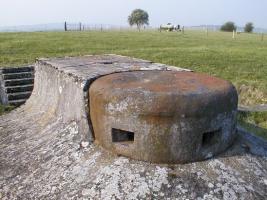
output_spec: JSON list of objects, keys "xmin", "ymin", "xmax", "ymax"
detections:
[{"xmin": 1, "ymin": 66, "xmax": 34, "ymax": 107}]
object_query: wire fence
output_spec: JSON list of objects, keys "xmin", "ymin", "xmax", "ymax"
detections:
[
  {"xmin": 64, "ymin": 22, "xmax": 155, "ymax": 32},
  {"xmin": 0, "ymin": 22, "xmax": 146, "ymax": 32}
]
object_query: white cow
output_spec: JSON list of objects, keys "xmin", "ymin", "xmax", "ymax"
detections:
[{"xmin": 160, "ymin": 23, "xmax": 181, "ymax": 32}]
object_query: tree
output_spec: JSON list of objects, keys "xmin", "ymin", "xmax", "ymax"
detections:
[
  {"xmin": 220, "ymin": 21, "xmax": 237, "ymax": 32},
  {"xmin": 244, "ymin": 22, "xmax": 254, "ymax": 33},
  {"xmin": 128, "ymin": 9, "xmax": 149, "ymax": 31}
]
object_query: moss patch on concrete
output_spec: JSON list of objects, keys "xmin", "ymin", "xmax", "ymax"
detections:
[{"xmin": 0, "ymin": 104, "xmax": 14, "ymax": 116}]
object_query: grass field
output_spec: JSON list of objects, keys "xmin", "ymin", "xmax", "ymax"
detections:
[
  {"xmin": 0, "ymin": 30, "xmax": 267, "ymax": 138},
  {"xmin": 1, "ymin": 30, "xmax": 267, "ymax": 105}
]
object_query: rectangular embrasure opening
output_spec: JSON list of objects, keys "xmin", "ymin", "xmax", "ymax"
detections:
[
  {"xmin": 112, "ymin": 128, "xmax": 134, "ymax": 143},
  {"xmin": 202, "ymin": 128, "xmax": 222, "ymax": 148}
]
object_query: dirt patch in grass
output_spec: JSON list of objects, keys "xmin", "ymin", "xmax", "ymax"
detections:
[{"xmin": 237, "ymin": 84, "xmax": 267, "ymax": 106}]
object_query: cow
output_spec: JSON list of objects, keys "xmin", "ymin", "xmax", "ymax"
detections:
[{"xmin": 159, "ymin": 23, "xmax": 181, "ymax": 32}]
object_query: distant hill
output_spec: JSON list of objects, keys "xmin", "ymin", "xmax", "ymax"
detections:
[
  {"xmin": 0, "ymin": 23, "xmax": 134, "ymax": 32},
  {"xmin": 0, "ymin": 23, "xmax": 64, "ymax": 32}
]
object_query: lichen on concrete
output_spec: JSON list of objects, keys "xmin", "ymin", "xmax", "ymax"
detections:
[{"xmin": 0, "ymin": 55, "xmax": 266, "ymax": 199}]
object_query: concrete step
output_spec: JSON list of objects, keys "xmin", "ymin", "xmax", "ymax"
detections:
[
  {"xmin": 8, "ymin": 99, "xmax": 26, "ymax": 107},
  {"xmin": 3, "ymin": 72, "xmax": 34, "ymax": 80},
  {"xmin": 4, "ymin": 78, "xmax": 34, "ymax": 87},
  {"xmin": 6, "ymin": 84, "xmax": 34, "ymax": 93},
  {"xmin": 2, "ymin": 66, "xmax": 34, "ymax": 74},
  {"xmin": 7, "ymin": 91, "xmax": 32, "ymax": 101}
]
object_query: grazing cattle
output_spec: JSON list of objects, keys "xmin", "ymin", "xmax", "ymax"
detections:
[{"xmin": 160, "ymin": 23, "xmax": 181, "ymax": 32}]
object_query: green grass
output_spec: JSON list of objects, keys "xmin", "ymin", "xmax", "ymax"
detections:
[
  {"xmin": 1, "ymin": 30, "xmax": 267, "ymax": 105},
  {"xmin": 0, "ymin": 30, "xmax": 267, "ymax": 138}
]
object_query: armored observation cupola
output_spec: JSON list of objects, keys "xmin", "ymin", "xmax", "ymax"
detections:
[{"xmin": 90, "ymin": 71, "xmax": 238, "ymax": 164}]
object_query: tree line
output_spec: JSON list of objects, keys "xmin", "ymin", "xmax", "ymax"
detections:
[
  {"xmin": 128, "ymin": 9, "xmax": 255, "ymax": 33},
  {"xmin": 221, "ymin": 21, "xmax": 254, "ymax": 33}
]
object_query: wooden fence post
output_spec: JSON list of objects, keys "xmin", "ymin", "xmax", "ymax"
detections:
[
  {"xmin": 64, "ymin": 21, "xmax": 67, "ymax": 31},
  {"xmin": 232, "ymin": 30, "xmax": 235, "ymax": 39}
]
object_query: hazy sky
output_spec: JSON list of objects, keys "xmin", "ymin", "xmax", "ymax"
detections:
[{"xmin": 1, "ymin": 0, "xmax": 266, "ymax": 28}]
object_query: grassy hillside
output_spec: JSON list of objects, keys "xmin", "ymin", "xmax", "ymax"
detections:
[{"xmin": 0, "ymin": 30, "xmax": 267, "ymax": 138}]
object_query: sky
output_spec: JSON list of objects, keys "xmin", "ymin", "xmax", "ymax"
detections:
[{"xmin": 0, "ymin": 0, "xmax": 266, "ymax": 28}]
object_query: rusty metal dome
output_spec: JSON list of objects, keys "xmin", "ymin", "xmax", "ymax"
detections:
[{"xmin": 89, "ymin": 71, "xmax": 238, "ymax": 164}]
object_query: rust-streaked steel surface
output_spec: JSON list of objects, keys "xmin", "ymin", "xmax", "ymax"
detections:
[{"xmin": 90, "ymin": 71, "xmax": 238, "ymax": 164}]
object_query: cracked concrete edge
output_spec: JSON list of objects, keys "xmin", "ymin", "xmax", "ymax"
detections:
[{"xmin": 0, "ymin": 68, "xmax": 7, "ymax": 104}]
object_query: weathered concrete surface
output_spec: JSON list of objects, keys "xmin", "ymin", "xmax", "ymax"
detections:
[
  {"xmin": 90, "ymin": 71, "xmax": 238, "ymax": 164},
  {"xmin": 0, "ymin": 55, "xmax": 267, "ymax": 199},
  {"xmin": 0, "ymin": 68, "xmax": 6, "ymax": 104}
]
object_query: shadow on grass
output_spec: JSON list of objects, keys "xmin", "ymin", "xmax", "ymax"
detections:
[
  {"xmin": 238, "ymin": 121, "xmax": 267, "ymax": 140},
  {"xmin": 238, "ymin": 111, "xmax": 267, "ymax": 140}
]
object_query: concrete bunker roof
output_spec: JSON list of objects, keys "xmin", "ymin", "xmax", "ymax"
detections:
[{"xmin": 0, "ymin": 55, "xmax": 266, "ymax": 199}]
